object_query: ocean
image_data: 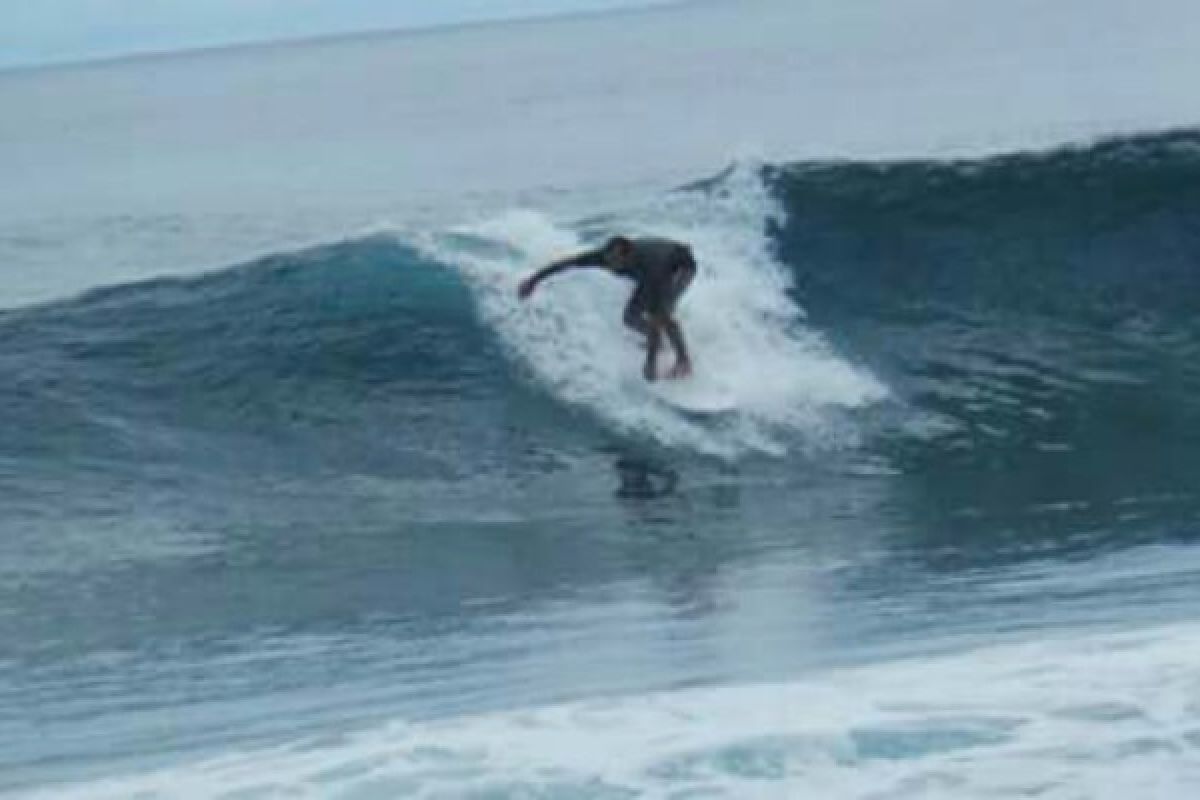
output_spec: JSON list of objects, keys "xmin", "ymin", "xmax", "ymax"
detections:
[{"xmin": 3, "ymin": 0, "xmax": 1200, "ymax": 797}]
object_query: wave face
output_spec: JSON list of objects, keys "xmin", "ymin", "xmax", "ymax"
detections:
[
  {"xmin": 5, "ymin": 131, "xmax": 1200, "ymax": 472},
  {"xmin": 772, "ymin": 129, "xmax": 1200, "ymax": 320},
  {"xmin": 1, "ymin": 166, "xmax": 886, "ymax": 475},
  {"xmin": 5, "ymin": 131, "xmax": 1200, "ymax": 585},
  {"xmin": 765, "ymin": 131, "xmax": 1200, "ymax": 508},
  {"xmin": 1, "ymin": 237, "xmax": 515, "ymax": 481}
]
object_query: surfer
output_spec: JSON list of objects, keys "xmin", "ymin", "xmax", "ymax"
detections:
[{"xmin": 518, "ymin": 236, "xmax": 696, "ymax": 381}]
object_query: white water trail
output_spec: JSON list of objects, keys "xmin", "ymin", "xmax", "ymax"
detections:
[{"xmin": 416, "ymin": 164, "xmax": 886, "ymax": 456}]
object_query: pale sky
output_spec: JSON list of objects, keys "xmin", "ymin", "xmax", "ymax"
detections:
[{"xmin": 2, "ymin": 0, "xmax": 671, "ymax": 69}]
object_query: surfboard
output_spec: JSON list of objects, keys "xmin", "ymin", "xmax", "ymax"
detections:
[{"xmin": 647, "ymin": 374, "xmax": 737, "ymax": 414}]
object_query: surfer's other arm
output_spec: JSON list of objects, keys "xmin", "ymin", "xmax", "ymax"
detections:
[{"xmin": 517, "ymin": 248, "xmax": 606, "ymax": 300}]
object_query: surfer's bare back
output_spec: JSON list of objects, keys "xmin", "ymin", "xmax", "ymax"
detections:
[{"xmin": 518, "ymin": 236, "xmax": 696, "ymax": 381}]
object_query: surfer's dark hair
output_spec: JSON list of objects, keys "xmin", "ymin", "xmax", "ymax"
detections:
[{"xmin": 604, "ymin": 235, "xmax": 633, "ymax": 256}]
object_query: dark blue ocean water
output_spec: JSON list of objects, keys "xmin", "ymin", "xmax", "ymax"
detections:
[{"xmin": 4, "ymin": 130, "xmax": 1200, "ymax": 796}]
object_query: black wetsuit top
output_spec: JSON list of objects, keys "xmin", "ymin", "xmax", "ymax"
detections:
[{"xmin": 565, "ymin": 237, "xmax": 695, "ymax": 314}]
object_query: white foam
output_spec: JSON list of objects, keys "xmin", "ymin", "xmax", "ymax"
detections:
[
  {"xmin": 39, "ymin": 622, "xmax": 1200, "ymax": 799},
  {"xmin": 416, "ymin": 164, "xmax": 886, "ymax": 456}
]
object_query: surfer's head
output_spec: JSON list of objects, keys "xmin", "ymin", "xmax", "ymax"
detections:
[{"xmin": 602, "ymin": 236, "xmax": 634, "ymax": 270}]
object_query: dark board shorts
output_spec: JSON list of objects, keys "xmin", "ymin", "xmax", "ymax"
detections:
[{"xmin": 627, "ymin": 246, "xmax": 696, "ymax": 318}]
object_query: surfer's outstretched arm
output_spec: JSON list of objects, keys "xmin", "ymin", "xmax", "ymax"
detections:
[{"xmin": 518, "ymin": 248, "xmax": 606, "ymax": 299}]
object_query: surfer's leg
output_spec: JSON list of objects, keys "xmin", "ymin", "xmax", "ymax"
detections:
[
  {"xmin": 623, "ymin": 284, "xmax": 652, "ymax": 338},
  {"xmin": 662, "ymin": 315, "xmax": 692, "ymax": 379},
  {"xmin": 644, "ymin": 286, "xmax": 690, "ymax": 380},
  {"xmin": 658, "ymin": 252, "xmax": 695, "ymax": 377},
  {"xmin": 644, "ymin": 317, "xmax": 664, "ymax": 381}
]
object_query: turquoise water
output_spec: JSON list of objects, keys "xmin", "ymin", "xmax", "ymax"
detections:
[{"xmin": 4, "ymin": 3, "xmax": 1200, "ymax": 797}]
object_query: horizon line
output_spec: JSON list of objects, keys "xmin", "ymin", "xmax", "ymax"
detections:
[{"xmin": 0, "ymin": 0, "xmax": 692, "ymax": 77}]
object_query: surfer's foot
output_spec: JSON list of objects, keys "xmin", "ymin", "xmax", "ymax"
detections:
[
  {"xmin": 667, "ymin": 360, "xmax": 692, "ymax": 380},
  {"xmin": 643, "ymin": 360, "xmax": 658, "ymax": 382}
]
